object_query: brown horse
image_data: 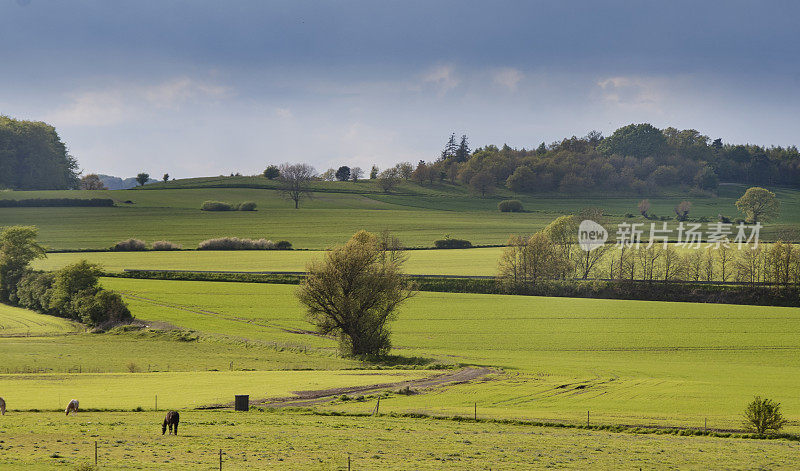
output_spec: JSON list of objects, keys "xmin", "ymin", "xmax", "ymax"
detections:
[
  {"xmin": 0, "ymin": 397, "xmax": 5, "ymax": 415},
  {"xmin": 162, "ymin": 410, "xmax": 179, "ymax": 435}
]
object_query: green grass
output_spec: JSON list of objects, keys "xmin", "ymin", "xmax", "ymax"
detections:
[
  {"xmin": 0, "ymin": 411, "xmax": 798, "ymax": 470},
  {"xmin": 0, "ymin": 303, "xmax": 82, "ymax": 337},
  {"xmin": 0, "ymin": 370, "xmax": 431, "ymax": 410},
  {"xmin": 2, "ymin": 181, "xmax": 797, "ymax": 250},
  {"xmin": 34, "ymin": 248, "xmax": 506, "ymax": 276},
  {"xmin": 93, "ymin": 279, "xmax": 800, "ymax": 430}
]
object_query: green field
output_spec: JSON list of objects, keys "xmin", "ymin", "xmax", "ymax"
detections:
[
  {"xmin": 0, "ymin": 303, "xmax": 82, "ymax": 337},
  {"xmin": 85, "ymin": 278, "xmax": 800, "ymax": 431},
  {"xmin": 2, "ymin": 411, "xmax": 798, "ymax": 470},
  {"xmin": 2, "ymin": 181, "xmax": 797, "ymax": 250}
]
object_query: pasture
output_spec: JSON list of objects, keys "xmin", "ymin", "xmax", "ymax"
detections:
[
  {"xmin": 0, "ymin": 303, "xmax": 82, "ymax": 337},
  {"xmin": 2, "ymin": 411, "xmax": 798, "ymax": 470},
  {"xmin": 94, "ymin": 278, "xmax": 800, "ymax": 431},
  {"xmin": 2, "ymin": 182, "xmax": 797, "ymax": 250}
]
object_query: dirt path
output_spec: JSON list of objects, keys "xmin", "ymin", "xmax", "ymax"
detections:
[
  {"xmin": 199, "ymin": 367, "xmax": 498, "ymax": 410},
  {"xmin": 258, "ymin": 367, "xmax": 498, "ymax": 408}
]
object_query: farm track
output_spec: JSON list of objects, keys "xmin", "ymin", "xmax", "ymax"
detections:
[
  {"xmin": 254, "ymin": 367, "xmax": 499, "ymax": 409},
  {"xmin": 118, "ymin": 292, "xmax": 327, "ymax": 338}
]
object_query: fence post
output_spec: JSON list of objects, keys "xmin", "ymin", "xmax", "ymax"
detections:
[
  {"xmin": 704, "ymin": 417, "xmax": 707, "ymax": 432},
  {"xmin": 587, "ymin": 411, "xmax": 590, "ymax": 427},
  {"xmin": 219, "ymin": 449, "xmax": 222, "ymax": 470},
  {"xmin": 474, "ymin": 402, "xmax": 477, "ymax": 421},
  {"xmin": 94, "ymin": 440, "xmax": 98, "ymax": 466},
  {"xmin": 374, "ymin": 397, "xmax": 380, "ymax": 416},
  {"xmin": 348, "ymin": 453, "xmax": 351, "ymax": 471},
  {"xmin": 155, "ymin": 395, "xmax": 158, "ymax": 411}
]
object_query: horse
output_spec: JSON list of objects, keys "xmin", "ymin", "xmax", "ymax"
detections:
[
  {"xmin": 162, "ymin": 411, "xmax": 179, "ymax": 435},
  {"xmin": 65, "ymin": 399, "xmax": 79, "ymax": 415},
  {"xmin": 0, "ymin": 397, "xmax": 5, "ymax": 415}
]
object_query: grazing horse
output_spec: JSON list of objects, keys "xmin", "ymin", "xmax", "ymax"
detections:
[
  {"xmin": 65, "ymin": 399, "xmax": 79, "ymax": 415},
  {"xmin": 162, "ymin": 411, "xmax": 180, "ymax": 435},
  {"xmin": 0, "ymin": 397, "xmax": 5, "ymax": 415}
]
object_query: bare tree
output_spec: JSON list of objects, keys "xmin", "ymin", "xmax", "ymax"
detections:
[
  {"xmin": 638, "ymin": 199, "xmax": 651, "ymax": 218},
  {"xmin": 278, "ymin": 163, "xmax": 315, "ymax": 209},
  {"xmin": 297, "ymin": 231, "xmax": 415, "ymax": 356},
  {"xmin": 674, "ymin": 200, "xmax": 692, "ymax": 221},
  {"xmin": 350, "ymin": 167, "xmax": 363, "ymax": 182}
]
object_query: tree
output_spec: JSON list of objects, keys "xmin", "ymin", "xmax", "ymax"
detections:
[
  {"xmin": 735, "ymin": 187, "xmax": 780, "ymax": 223},
  {"xmin": 162, "ymin": 173, "xmax": 169, "ymax": 183},
  {"xmin": 439, "ymin": 133, "xmax": 458, "ymax": 161},
  {"xmin": 370, "ymin": 165, "xmax": 379, "ymax": 179},
  {"xmin": 136, "ymin": 173, "xmax": 149, "ymax": 186},
  {"xmin": 278, "ymin": 163, "xmax": 315, "ymax": 209},
  {"xmin": 350, "ymin": 167, "xmax": 363, "ymax": 182},
  {"xmin": 411, "ymin": 161, "xmax": 430, "ymax": 184},
  {"xmin": 743, "ymin": 396, "xmax": 786, "ymax": 434},
  {"xmin": 263, "ymin": 165, "xmax": 280, "ymax": 180},
  {"xmin": 497, "ymin": 232, "xmax": 571, "ymax": 290},
  {"xmin": 597, "ymin": 123, "xmax": 667, "ymax": 158},
  {"xmin": 297, "ymin": 231, "xmax": 415, "ymax": 356},
  {"xmin": 335, "ymin": 166, "xmax": 351, "ymax": 182},
  {"xmin": 574, "ymin": 207, "xmax": 610, "ymax": 279},
  {"xmin": 638, "ymin": 199, "xmax": 651, "ymax": 218},
  {"xmin": 455, "ymin": 134, "xmax": 470, "ymax": 162},
  {"xmin": 0, "ymin": 226, "xmax": 46, "ymax": 302},
  {"xmin": 79, "ymin": 174, "xmax": 106, "ymax": 190},
  {"xmin": 395, "ymin": 162, "xmax": 413, "ymax": 180},
  {"xmin": 506, "ymin": 166, "xmax": 536, "ymax": 194},
  {"xmin": 693, "ymin": 166, "xmax": 719, "ymax": 191},
  {"xmin": 0, "ymin": 116, "xmax": 79, "ymax": 190},
  {"xmin": 320, "ymin": 168, "xmax": 336, "ymax": 181},
  {"xmin": 469, "ymin": 171, "xmax": 494, "ymax": 198},
  {"xmin": 48, "ymin": 260, "xmax": 103, "ymax": 316},
  {"xmin": 377, "ymin": 168, "xmax": 400, "ymax": 193},
  {"xmin": 543, "ymin": 215, "xmax": 578, "ymax": 271},
  {"xmin": 674, "ymin": 200, "xmax": 691, "ymax": 221}
]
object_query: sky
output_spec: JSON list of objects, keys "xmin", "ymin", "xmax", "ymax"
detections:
[{"xmin": 1, "ymin": 0, "xmax": 799, "ymax": 178}]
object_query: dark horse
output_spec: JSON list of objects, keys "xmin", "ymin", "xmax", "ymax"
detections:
[{"xmin": 162, "ymin": 411, "xmax": 180, "ymax": 435}]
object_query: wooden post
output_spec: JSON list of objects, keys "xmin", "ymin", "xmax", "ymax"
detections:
[
  {"xmin": 374, "ymin": 397, "xmax": 380, "ymax": 416},
  {"xmin": 474, "ymin": 402, "xmax": 477, "ymax": 420},
  {"xmin": 155, "ymin": 395, "xmax": 158, "ymax": 411},
  {"xmin": 348, "ymin": 453, "xmax": 351, "ymax": 471},
  {"xmin": 587, "ymin": 411, "xmax": 590, "ymax": 427},
  {"xmin": 704, "ymin": 417, "xmax": 707, "ymax": 432},
  {"xmin": 219, "ymin": 449, "xmax": 222, "ymax": 470},
  {"xmin": 94, "ymin": 441, "xmax": 97, "ymax": 466}
]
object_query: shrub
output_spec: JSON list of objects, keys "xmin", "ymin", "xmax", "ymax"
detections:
[
  {"xmin": 201, "ymin": 200, "xmax": 234, "ymax": 211},
  {"xmin": 237, "ymin": 201, "xmax": 257, "ymax": 211},
  {"xmin": 15, "ymin": 271, "xmax": 55, "ymax": 313},
  {"xmin": 151, "ymin": 240, "xmax": 181, "ymax": 251},
  {"xmin": 434, "ymin": 238, "xmax": 472, "ymax": 249},
  {"xmin": 71, "ymin": 290, "xmax": 132, "ymax": 327},
  {"xmin": 275, "ymin": 240, "xmax": 293, "ymax": 250},
  {"xmin": 498, "ymin": 199, "xmax": 524, "ymax": 212},
  {"xmin": 0, "ymin": 198, "xmax": 113, "ymax": 208},
  {"xmin": 111, "ymin": 238, "xmax": 147, "ymax": 251},
  {"xmin": 743, "ymin": 396, "xmax": 786, "ymax": 434},
  {"xmin": 197, "ymin": 237, "xmax": 276, "ymax": 250}
]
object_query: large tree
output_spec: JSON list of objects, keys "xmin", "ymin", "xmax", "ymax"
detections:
[
  {"xmin": 297, "ymin": 231, "xmax": 415, "ymax": 356},
  {"xmin": 335, "ymin": 166, "xmax": 351, "ymax": 182},
  {"xmin": 0, "ymin": 226, "xmax": 46, "ymax": 302},
  {"xmin": 136, "ymin": 173, "xmax": 150, "ymax": 186},
  {"xmin": 597, "ymin": 123, "xmax": 667, "ymax": 158},
  {"xmin": 79, "ymin": 174, "xmax": 107, "ymax": 190},
  {"xmin": 278, "ymin": 163, "xmax": 315, "ymax": 208},
  {"xmin": 0, "ymin": 116, "xmax": 79, "ymax": 190},
  {"xmin": 735, "ymin": 187, "xmax": 780, "ymax": 223}
]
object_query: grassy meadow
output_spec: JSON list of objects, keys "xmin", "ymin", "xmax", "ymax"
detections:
[
  {"xmin": 1, "ymin": 181, "xmax": 797, "ymax": 250},
  {"xmin": 2, "ymin": 179, "xmax": 800, "ymax": 468}
]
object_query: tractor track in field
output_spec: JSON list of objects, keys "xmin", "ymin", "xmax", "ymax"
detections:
[
  {"xmin": 117, "ymin": 292, "xmax": 328, "ymax": 338},
  {"xmin": 200, "ymin": 367, "xmax": 499, "ymax": 410}
]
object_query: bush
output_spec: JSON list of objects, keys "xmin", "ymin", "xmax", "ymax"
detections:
[
  {"xmin": 197, "ymin": 237, "xmax": 276, "ymax": 250},
  {"xmin": 151, "ymin": 240, "xmax": 181, "ymax": 251},
  {"xmin": 434, "ymin": 238, "xmax": 472, "ymax": 249},
  {"xmin": 15, "ymin": 271, "xmax": 55, "ymax": 313},
  {"xmin": 201, "ymin": 200, "xmax": 234, "ymax": 211},
  {"xmin": 743, "ymin": 396, "xmax": 786, "ymax": 434},
  {"xmin": 498, "ymin": 199, "xmax": 524, "ymax": 212},
  {"xmin": 111, "ymin": 238, "xmax": 147, "ymax": 251},
  {"xmin": 275, "ymin": 240, "xmax": 293, "ymax": 250},
  {"xmin": 237, "ymin": 201, "xmax": 257, "ymax": 211}
]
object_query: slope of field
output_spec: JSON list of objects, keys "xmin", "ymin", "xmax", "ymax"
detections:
[
  {"xmin": 34, "ymin": 248, "xmax": 505, "ymax": 276},
  {"xmin": 97, "ymin": 278, "xmax": 800, "ymax": 430},
  {"xmin": 1, "ymin": 411, "xmax": 797, "ymax": 470},
  {"xmin": 0, "ymin": 303, "xmax": 81, "ymax": 337},
  {"xmin": 2, "ymin": 182, "xmax": 797, "ymax": 250},
  {"xmin": 0, "ymin": 370, "xmax": 432, "ymax": 410}
]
